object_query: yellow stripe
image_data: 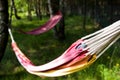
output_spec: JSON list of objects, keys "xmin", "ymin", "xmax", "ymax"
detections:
[{"xmin": 27, "ymin": 54, "xmax": 96, "ymax": 77}]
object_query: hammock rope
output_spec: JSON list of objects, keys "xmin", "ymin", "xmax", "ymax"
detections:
[
  {"xmin": 19, "ymin": 11, "xmax": 62, "ymax": 35},
  {"xmin": 8, "ymin": 20, "xmax": 120, "ymax": 77}
]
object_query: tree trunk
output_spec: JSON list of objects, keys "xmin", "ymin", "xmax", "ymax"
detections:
[
  {"xmin": 11, "ymin": 0, "xmax": 21, "ymax": 20},
  {"xmin": 48, "ymin": 0, "xmax": 65, "ymax": 40},
  {"xmin": 0, "ymin": 0, "xmax": 9, "ymax": 62},
  {"xmin": 83, "ymin": 0, "xmax": 87, "ymax": 31},
  {"xmin": 48, "ymin": 0, "xmax": 58, "ymax": 38},
  {"xmin": 34, "ymin": 0, "xmax": 42, "ymax": 20},
  {"xmin": 27, "ymin": 0, "xmax": 32, "ymax": 21},
  {"xmin": 58, "ymin": 0, "xmax": 65, "ymax": 40}
]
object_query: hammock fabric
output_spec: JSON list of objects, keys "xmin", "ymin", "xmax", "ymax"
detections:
[
  {"xmin": 20, "ymin": 11, "xmax": 62, "ymax": 35},
  {"xmin": 8, "ymin": 20, "xmax": 120, "ymax": 77}
]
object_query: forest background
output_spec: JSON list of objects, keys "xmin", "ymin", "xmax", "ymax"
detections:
[{"xmin": 0, "ymin": 0, "xmax": 120, "ymax": 80}]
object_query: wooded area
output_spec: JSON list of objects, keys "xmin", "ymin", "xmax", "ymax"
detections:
[
  {"xmin": 0, "ymin": 0, "xmax": 120, "ymax": 79},
  {"xmin": 8, "ymin": 0, "xmax": 120, "ymax": 37},
  {"xmin": 9, "ymin": 0, "xmax": 120, "ymax": 27}
]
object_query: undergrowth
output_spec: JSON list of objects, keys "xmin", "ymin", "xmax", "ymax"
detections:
[{"xmin": 0, "ymin": 14, "xmax": 120, "ymax": 80}]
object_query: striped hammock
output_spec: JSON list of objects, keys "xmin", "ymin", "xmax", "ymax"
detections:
[
  {"xmin": 19, "ymin": 11, "xmax": 62, "ymax": 35},
  {"xmin": 8, "ymin": 20, "xmax": 120, "ymax": 77}
]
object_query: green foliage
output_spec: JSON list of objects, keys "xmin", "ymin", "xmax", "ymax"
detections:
[
  {"xmin": 97, "ymin": 64, "xmax": 120, "ymax": 80},
  {"xmin": 9, "ymin": 0, "xmax": 27, "ymax": 12},
  {"xmin": 0, "ymin": 15, "xmax": 120, "ymax": 80}
]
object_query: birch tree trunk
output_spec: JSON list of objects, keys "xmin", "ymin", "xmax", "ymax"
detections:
[{"xmin": 0, "ymin": 0, "xmax": 9, "ymax": 62}]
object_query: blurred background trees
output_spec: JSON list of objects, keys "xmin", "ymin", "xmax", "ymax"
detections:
[
  {"xmin": 8, "ymin": 0, "xmax": 120, "ymax": 38},
  {"xmin": 0, "ymin": 0, "xmax": 120, "ymax": 79},
  {"xmin": 9, "ymin": 0, "xmax": 120, "ymax": 28},
  {"xmin": 0, "ymin": 0, "xmax": 120, "ymax": 61}
]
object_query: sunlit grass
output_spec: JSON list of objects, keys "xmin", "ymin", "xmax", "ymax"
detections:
[{"xmin": 0, "ymin": 14, "xmax": 120, "ymax": 80}]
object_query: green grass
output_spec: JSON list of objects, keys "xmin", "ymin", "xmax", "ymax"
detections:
[{"xmin": 0, "ymin": 15, "xmax": 120, "ymax": 80}]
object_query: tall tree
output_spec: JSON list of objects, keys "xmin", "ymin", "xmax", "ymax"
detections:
[
  {"xmin": 83, "ymin": 0, "xmax": 87, "ymax": 31},
  {"xmin": 10, "ymin": 0, "xmax": 21, "ymax": 20},
  {"xmin": 0, "ymin": 0, "xmax": 9, "ymax": 62},
  {"xmin": 34, "ymin": 0, "xmax": 42, "ymax": 19},
  {"xmin": 58, "ymin": 0, "xmax": 65, "ymax": 40},
  {"xmin": 48, "ymin": 0, "xmax": 65, "ymax": 40},
  {"xmin": 26, "ymin": 0, "xmax": 32, "ymax": 20}
]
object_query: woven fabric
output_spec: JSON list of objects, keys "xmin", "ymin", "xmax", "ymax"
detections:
[{"xmin": 8, "ymin": 20, "xmax": 120, "ymax": 77}]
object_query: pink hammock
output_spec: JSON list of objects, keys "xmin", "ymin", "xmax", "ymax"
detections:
[
  {"xmin": 8, "ymin": 20, "xmax": 120, "ymax": 77},
  {"xmin": 20, "ymin": 11, "xmax": 62, "ymax": 35}
]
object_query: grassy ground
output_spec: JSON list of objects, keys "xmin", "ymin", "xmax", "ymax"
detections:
[{"xmin": 0, "ymin": 15, "xmax": 120, "ymax": 80}]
